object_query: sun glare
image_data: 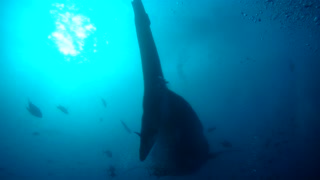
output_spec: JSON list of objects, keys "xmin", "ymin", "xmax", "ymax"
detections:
[{"xmin": 49, "ymin": 3, "xmax": 97, "ymax": 62}]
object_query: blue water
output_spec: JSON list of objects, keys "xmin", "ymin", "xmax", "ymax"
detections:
[{"xmin": 1, "ymin": 0, "xmax": 320, "ymax": 179}]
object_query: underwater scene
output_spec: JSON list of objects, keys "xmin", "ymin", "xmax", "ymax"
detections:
[{"xmin": 1, "ymin": 0, "xmax": 320, "ymax": 179}]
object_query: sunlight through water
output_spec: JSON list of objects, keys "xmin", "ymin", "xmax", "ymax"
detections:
[{"xmin": 49, "ymin": 3, "xmax": 97, "ymax": 63}]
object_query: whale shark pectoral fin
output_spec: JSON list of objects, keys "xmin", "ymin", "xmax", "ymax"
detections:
[
  {"xmin": 139, "ymin": 129, "xmax": 157, "ymax": 161},
  {"xmin": 139, "ymin": 114, "xmax": 159, "ymax": 161}
]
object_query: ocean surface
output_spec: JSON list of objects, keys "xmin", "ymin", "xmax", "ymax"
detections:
[{"xmin": 1, "ymin": 0, "xmax": 320, "ymax": 179}]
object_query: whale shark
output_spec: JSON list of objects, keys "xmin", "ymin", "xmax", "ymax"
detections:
[{"xmin": 132, "ymin": 0, "xmax": 212, "ymax": 176}]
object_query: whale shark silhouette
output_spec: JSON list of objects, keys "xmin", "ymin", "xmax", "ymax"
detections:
[{"xmin": 132, "ymin": 0, "xmax": 212, "ymax": 176}]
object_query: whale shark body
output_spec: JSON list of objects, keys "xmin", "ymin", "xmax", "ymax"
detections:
[{"xmin": 132, "ymin": 0, "xmax": 211, "ymax": 176}]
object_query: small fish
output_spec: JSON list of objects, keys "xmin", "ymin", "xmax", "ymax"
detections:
[
  {"xmin": 274, "ymin": 142, "xmax": 281, "ymax": 148},
  {"xmin": 220, "ymin": 140, "xmax": 232, "ymax": 148},
  {"xmin": 32, "ymin": 132, "xmax": 40, "ymax": 136},
  {"xmin": 47, "ymin": 160, "xmax": 54, "ymax": 164},
  {"xmin": 101, "ymin": 98, "xmax": 107, "ymax": 108},
  {"xmin": 120, "ymin": 120, "xmax": 132, "ymax": 134},
  {"xmin": 265, "ymin": 138, "xmax": 272, "ymax": 149},
  {"xmin": 103, "ymin": 150, "xmax": 112, "ymax": 158},
  {"xmin": 277, "ymin": 131, "xmax": 285, "ymax": 136},
  {"xmin": 57, "ymin": 105, "xmax": 68, "ymax": 114},
  {"xmin": 289, "ymin": 60, "xmax": 295, "ymax": 72},
  {"xmin": 26, "ymin": 99, "xmax": 42, "ymax": 118},
  {"xmin": 207, "ymin": 127, "xmax": 216, "ymax": 133},
  {"xmin": 107, "ymin": 165, "xmax": 116, "ymax": 178},
  {"xmin": 240, "ymin": 57, "xmax": 255, "ymax": 64}
]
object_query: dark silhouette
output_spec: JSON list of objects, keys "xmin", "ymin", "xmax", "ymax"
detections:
[
  {"xmin": 207, "ymin": 127, "xmax": 216, "ymax": 133},
  {"xmin": 101, "ymin": 98, "xmax": 107, "ymax": 108},
  {"xmin": 289, "ymin": 59, "xmax": 295, "ymax": 72},
  {"xmin": 120, "ymin": 120, "xmax": 132, "ymax": 134},
  {"xmin": 32, "ymin": 131, "xmax": 40, "ymax": 136},
  {"xmin": 103, "ymin": 150, "xmax": 112, "ymax": 158},
  {"xmin": 107, "ymin": 165, "xmax": 116, "ymax": 178},
  {"xmin": 220, "ymin": 140, "xmax": 232, "ymax": 148},
  {"xmin": 57, "ymin": 105, "xmax": 68, "ymax": 114},
  {"xmin": 26, "ymin": 99, "xmax": 42, "ymax": 118},
  {"xmin": 132, "ymin": 0, "xmax": 211, "ymax": 176}
]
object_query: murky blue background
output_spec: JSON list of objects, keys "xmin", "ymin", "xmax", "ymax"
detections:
[{"xmin": 1, "ymin": 0, "xmax": 319, "ymax": 179}]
